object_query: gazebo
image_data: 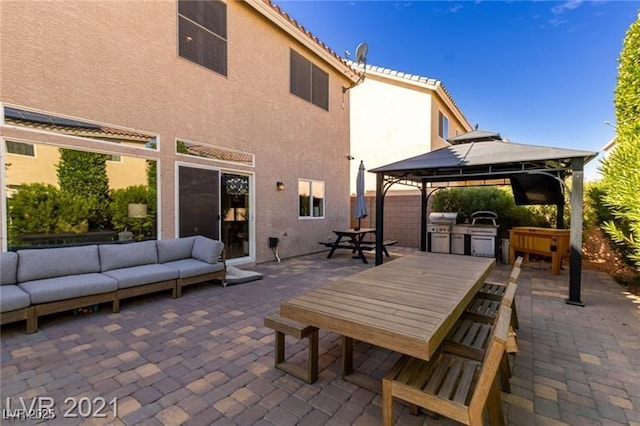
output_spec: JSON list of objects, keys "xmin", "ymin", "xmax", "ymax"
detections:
[{"xmin": 369, "ymin": 130, "xmax": 598, "ymax": 306}]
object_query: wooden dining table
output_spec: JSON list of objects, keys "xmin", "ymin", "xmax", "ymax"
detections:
[{"xmin": 280, "ymin": 252, "xmax": 495, "ymax": 385}]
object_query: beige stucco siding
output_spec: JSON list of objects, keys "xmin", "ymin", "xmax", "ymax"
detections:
[
  {"xmin": 350, "ymin": 75, "xmax": 432, "ymax": 193},
  {"xmin": 430, "ymin": 92, "xmax": 469, "ymax": 151},
  {"xmin": 0, "ymin": 1, "xmax": 353, "ymax": 262},
  {"xmin": 349, "ymin": 66, "xmax": 472, "ymax": 194}
]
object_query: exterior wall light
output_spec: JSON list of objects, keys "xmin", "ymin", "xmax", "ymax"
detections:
[{"xmin": 276, "ymin": 181, "xmax": 285, "ymax": 191}]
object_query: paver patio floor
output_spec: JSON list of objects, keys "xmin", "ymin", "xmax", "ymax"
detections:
[{"xmin": 1, "ymin": 247, "xmax": 639, "ymax": 425}]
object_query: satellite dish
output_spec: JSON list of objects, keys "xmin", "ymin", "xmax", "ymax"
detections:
[
  {"xmin": 342, "ymin": 42, "xmax": 369, "ymax": 94},
  {"xmin": 355, "ymin": 42, "xmax": 368, "ymax": 64}
]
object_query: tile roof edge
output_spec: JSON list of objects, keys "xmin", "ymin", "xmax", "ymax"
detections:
[
  {"xmin": 250, "ymin": 0, "xmax": 360, "ymax": 83},
  {"xmin": 351, "ymin": 62, "xmax": 472, "ymax": 130}
]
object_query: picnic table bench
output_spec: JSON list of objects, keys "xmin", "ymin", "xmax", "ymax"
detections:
[{"xmin": 318, "ymin": 230, "xmax": 398, "ymax": 261}]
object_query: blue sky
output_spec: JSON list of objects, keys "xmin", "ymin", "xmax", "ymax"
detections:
[{"xmin": 274, "ymin": 0, "xmax": 638, "ymax": 180}]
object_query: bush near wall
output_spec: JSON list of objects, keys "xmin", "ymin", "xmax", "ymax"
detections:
[
  {"xmin": 7, "ymin": 183, "xmax": 93, "ymax": 245},
  {"xmin": 431, "ymin": 187, "xmax": 554, "ymax": 238},
  {"xmin": 599, "ymin": 12, "xmax": 640, "ymax": 271}
]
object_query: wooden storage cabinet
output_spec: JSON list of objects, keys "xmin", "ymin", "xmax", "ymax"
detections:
[{"xmin": 509, "ymin": 227, "xmax": 570, "ymax": 275}]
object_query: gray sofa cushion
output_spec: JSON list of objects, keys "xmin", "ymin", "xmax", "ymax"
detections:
[
  {"xmin": 19, "ymin": 273, "xmax": 117, "ymax": 304},
  {"xmin": 103, "ymin": 264, "xmax": 179, "ymax": 289},
  {"xmin": 156, "ymin": 237, "xmax": 196, "ymax": 263},
  {"xmin": 99, "ymin": 241, "xmax": 158, "ymax": 272},
  {"xmin": 192, "ymin": 236, "xmax": 224, "ymax": 264},
  {"xmin": 0, "ymin": 285, "xmax": 31, "ymax": 312},
  {"xmin": 163, "ymin": 258, "xmax": 225, "ymax": 279},
  {"xmin": 1, "ymin": 252, "xmax": 18, "ymax": 285},
  {"xmin": 17, "ymin": 245, "xmax": 101, "ymax": 283}
]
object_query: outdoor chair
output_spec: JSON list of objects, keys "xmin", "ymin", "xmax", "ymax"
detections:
[
  {"xmin": 382, "ymin": 305, "xmax": 511, "ymax": 426},
  {"xmin": 469, "ymin": 256, "xmax": 522, "ymax": 330},
  {"xmin": 443, "ymin": 279, "xmax": 518, "ymax": 392}
]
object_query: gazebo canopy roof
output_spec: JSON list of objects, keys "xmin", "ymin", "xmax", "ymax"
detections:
[
  {"xmin": 447, "ymin": 129, "xmax": 501, "ymax": 144},
  {"xmin": 369, "ymin": 139, "xmax": 598, "ymax": 183},
  {"xmin": 369, "ymin": 129, "xmax": 597, "ymax": 306}
]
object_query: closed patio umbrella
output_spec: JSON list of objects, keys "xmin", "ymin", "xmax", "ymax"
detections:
[{"xmin": 354, "ymin": 160, "xmax": 368, "ymax": 230}]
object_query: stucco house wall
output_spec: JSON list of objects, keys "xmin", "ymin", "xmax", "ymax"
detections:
[
  {"xmin": 349, "ymin": 65, "xmax": 471, "ymax": 194},
  {"xmin": 0, "ymin": 0, "xmax": 356, "ymax": 263}
]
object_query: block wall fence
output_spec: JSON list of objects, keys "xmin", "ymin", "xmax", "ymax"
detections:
[{"xmin": 350, "ymin": 192, "xmax": 428, "ymax": 248}]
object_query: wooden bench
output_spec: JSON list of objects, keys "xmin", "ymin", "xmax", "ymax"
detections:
[
  {"xmin": 359, "ymin": 240, "xmax": 398, "ymax": 257},
  {"xmin": 444, "ymin": 283, "xmax": 517, "ymax": 393},
  {"xmin": 264, "ymin": 314, "xmax": 319, "ymax": 383},
  {"xmin": 476, "ymin": 256, "xmax": 522, "ymax": 329},
  {"xmin": 318, "ymin": 239, "xmax": 398, "ymax": 257},
  {"xmin": 382, "ymin": 305, "xmax": 511, "ymax": 426}
]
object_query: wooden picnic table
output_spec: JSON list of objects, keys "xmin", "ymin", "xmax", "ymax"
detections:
[
  {"xmin": 281, "ymin": 252, "xmax": 495, "ymax": 370},
  {"xmin": 325, "ymin": 228, "xmax": 377, "ymax": 263}
]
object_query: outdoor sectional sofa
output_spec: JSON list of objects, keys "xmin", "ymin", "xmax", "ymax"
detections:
[{"xmin": 0, "ymin": 235, "xmax": 225, "ymax": 334}]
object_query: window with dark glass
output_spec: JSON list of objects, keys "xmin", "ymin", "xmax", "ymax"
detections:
[
  {"xmin": 178, "ymin": 0, "xmax": 227, "ymax": 76},
  {"xmin": 6, "ymin": 141, "xmax": 35, "ymax": 157},
  {"xmin": 290, "ymin": 50, "xmax": 329, "ymax": 110},
  {"xmin": 438, "ymin": 111, "xmax": 449, "ymax": 140}
]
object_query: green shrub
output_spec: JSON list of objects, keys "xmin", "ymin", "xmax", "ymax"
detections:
[
  {"xmin": 56, "ymin": 148, "xmax": 110, "ymax": 229},
  {"xmin": 584, "ymin": 180, "xmax": 613, "ymax": 230},
  {"xmin": 599, "ymin": 12, "xmax": 640, "ymax": 269},
  {"xmin": 431, "ymin": 186, "xmax": 554, "ymax": 238},
  {"xmin": 7, "ymin": 183, "xmax": 93, "ymax": 245}
]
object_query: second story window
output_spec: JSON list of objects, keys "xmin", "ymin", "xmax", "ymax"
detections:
[
  {"xmin": 178, "ymin": 0, "xmax": 227, "ymax": 76},
  {"xmin": 438, "ymin": 111, "xmax": 449, "ymax": 140},
  {"xmin": 290, "ymin": 50, "xmax": 329, "ymax": 111},
  {"xmin": 6, "ymin": 141, "xmax": 35, "ymax": 157}
]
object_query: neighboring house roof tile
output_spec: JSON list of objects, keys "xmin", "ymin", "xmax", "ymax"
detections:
[
  {"xmin": 602, "ymin": 137, "xmax": 616, "ymax": 151},
  {"xmin": 351, "ymin": 62, "xmax": 471, "ymax": 130},
  {"xmin": 184, "ymin": 144, "xmax": 254, "ymax": 165},
  {"xmin": 4, "ymin": 116, "xmax": 153, "ymax": 143}
]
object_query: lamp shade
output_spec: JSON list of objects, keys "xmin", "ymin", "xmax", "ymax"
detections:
[{"xmin": 128, "ymin": 203, "xmax": 148, "ymax": 218}]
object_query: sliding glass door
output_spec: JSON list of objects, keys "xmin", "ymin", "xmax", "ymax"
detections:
[
  {"xmin": 178, "ymin": 165, "xmax": 219, "ymax": 239},
  {"xmin": 221, "ymin": 173, "xmax": 251, "ymax": 260}
]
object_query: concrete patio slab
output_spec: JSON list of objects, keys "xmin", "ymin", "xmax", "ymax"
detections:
[{"xmin": 1, "ymin": 247, "xmax": 639, "ymax": 425}]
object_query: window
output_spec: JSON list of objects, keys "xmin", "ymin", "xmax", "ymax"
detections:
[
  {"xmin": 4, "ymin": 142, "xmax": 158, "ymax": 248},
  {"xmin": 178, "ymin": 0, "xmax": 227, "ymax": 76},
  {"xmin": 176, "ymin": 139, "xmax": 255, "ymax": 166},
  {"xmin": 438, "ymin": 111, "xmax": 449, "ymax": 140},
  {"xmin": 298, "ymin": 179, "xmax": 324, "ymax": 218},
  {"xmin": 6, "ymin": 141, "xmax": 35, "ymax": 157},
  {"xmin": 106, "ymin": 154, "xmax": 122, "ymax": 162},
  {"xmin": 290, "ymin": 50, "xmax": 329, "ymax": 110},
  {"xmin": 4, "ymin": 106, "xmax": 157, "ymax": 149}
]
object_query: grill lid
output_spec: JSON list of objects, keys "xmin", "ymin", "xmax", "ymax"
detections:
[
  {"xmin": 428, "ymin": 212, "xmax": 458, "ymax": 224},
  {"xmin": 471, "ymin": 210, "xmax": 497, "ymax": 226}
]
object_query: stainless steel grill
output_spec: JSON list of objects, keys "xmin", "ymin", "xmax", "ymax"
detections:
[
  {"xmin": 469, "ymin": 211, "xmax": 499, "ymax": 257},
  {"xmin": 427, "ymin": 212, "xmax": 457, "ymax": 254},
  {"xmin": 451, "ymin": 225, "xmax": 469, "ymax": 255}
]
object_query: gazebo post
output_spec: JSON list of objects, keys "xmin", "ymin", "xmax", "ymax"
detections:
[
  {"xmin": 420, "ymin": 181, "xmax": 427, "ymax": 251},
  {"xmin": 566, "ymin": 158, "xmax": 585, "ymax": 306},
  {"xmin": 375, "ymin": 172, "xmax": 385, "ymax": 266},
  {"xmin": 557, "ymin": 203, "xmax": 565, "ymax": 229}
]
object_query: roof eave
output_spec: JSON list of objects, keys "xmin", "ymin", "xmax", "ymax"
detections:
[
  {"xmin": 246, "ymin": 0, "xmax": 359, "ymax": 84},
  {"xmin": 351, "ymin": 63, "xmax": 472, "ymax": 131}
]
